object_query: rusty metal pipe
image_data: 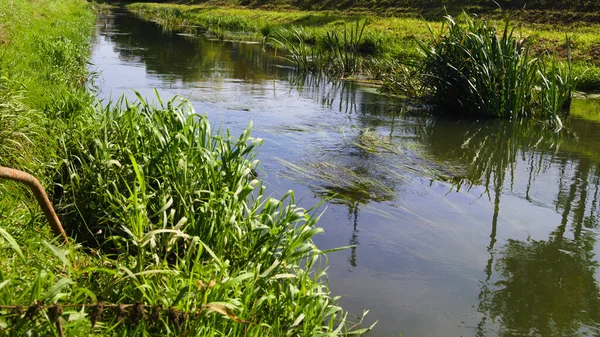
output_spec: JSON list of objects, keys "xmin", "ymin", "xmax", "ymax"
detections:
[{"xmin": 0, "ymin": 166, "xmax": 68, "ymax": 244}]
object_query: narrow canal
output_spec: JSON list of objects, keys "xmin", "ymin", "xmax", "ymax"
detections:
[{"xmin": 91, "ymin": 9, "xmax": 600, "ymax": 337}]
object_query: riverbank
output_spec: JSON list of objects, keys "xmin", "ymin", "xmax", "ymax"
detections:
[
  {"xmin": 126, "ymin": 1, "xmax": 600, "ymax": 92},
  {"xmin": 0, "ymin": 1, "xmax": 365, "ymax": 335}
]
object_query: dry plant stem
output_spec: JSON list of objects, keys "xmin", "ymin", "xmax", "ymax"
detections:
[{"xmin": 0, "ymin": 166, "xmax": 68, "ymax": 243}]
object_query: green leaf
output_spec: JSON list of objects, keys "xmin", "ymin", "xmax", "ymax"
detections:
[
  {"xmin": 43, "ymin": 278, "xmax": 74, "ymax": 303},
  {"xmin": 0, "ymin": 228, "xmax": 24, "ymax": 262},
  {"xmin": 42, "ymin": 240, "xmax": 70, "ymax": 267}
]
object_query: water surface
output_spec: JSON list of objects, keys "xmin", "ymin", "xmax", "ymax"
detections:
[{"xmin": 91, "ymin": 10, "xmax": 600, "ymax": 337}]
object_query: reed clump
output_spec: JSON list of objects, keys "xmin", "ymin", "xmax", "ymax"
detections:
[
  {"xmin": 273, "ymin": 20, "xmax": 373, "ymax": 77},
  {"xmin": 415, "ymin": 13, "xmax": 577, "ymax": 121}
]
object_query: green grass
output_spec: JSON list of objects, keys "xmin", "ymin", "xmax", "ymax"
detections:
[
  {"xmin": 126, "ymin": 0, "xmax": 600, "ymax": 13},
  {"xmin": 0, "ymin": 0, "xmax": 373, "ymax": 335},
  {"xmin": 0, "ymin": 0, "xmax": 94, "ymax": 176}
]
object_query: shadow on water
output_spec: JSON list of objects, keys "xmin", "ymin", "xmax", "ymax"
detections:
[{"xmin": 93, "ymin": 9, "xmax": 600, "ymax": 336}]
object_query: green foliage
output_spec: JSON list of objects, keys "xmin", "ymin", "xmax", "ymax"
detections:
[
  {"xmin": 273, "ymin": 20, "xmax": 370, "ymax": 77},
  {"xmin": 0, "ymin": 76, "xmax": 45, "ymax": 173},
  {"xmin": 417, "ymin": 13, "xmax": 577, "ymax": 120},
  {"xmin": 3, "ymin": 94, "xmax": 371, "ymax": 336},
  {"xmin": 538, "ymin": 57, "xmax": 576, "ymax": 122},
  {"xmin": 324, "ymin": 20, "xmax": 368, "ymax": 76},
  {"xmin": 418, "ymin": 14, "xmax": 537, "ymax": 118},
  {"xmin": 0, "ymin": 0, "xmax": 95, "ymax": 118},
  {"xmin": 272, "ymin": 28, "xmax": 323, "ymax": 73}
]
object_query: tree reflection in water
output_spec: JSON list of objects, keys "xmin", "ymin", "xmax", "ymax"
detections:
[{"xmin": 430, "ymin": 118, "xmax": 600, "ymax": 337}]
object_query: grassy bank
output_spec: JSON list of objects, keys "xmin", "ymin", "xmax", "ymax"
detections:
[
  {"xmin": 0, "ymin": 1, "xmax": 368, "ymax": 335},
  {"xmin": 126, "ymin": 2, "xmax": 600, "ymax": 92},
  {"xmin": 121, "ymin": 0, "xmax": 600, "ymax": 16}
]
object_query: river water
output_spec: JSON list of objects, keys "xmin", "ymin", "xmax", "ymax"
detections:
[{"xmin": 91, "ymin": 10, "xmax": 600, "ymax": 337}]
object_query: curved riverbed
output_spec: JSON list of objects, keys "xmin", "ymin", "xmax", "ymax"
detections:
[{"xmin": 91, "ymin": 9, "xmax": 600, "ymax": 337}]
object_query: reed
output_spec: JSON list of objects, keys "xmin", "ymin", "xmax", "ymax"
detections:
[
  {"xmin": 417, "ymin": 13, "xmax": 577, "ymax": 121},
  {"xmin": 538, "ymin": 37, "xmax": 577, "ymax": 121},
  {"xmin": 272, "ymin": 28, "xmax": 322, "ymax": 72},
  {"xmin": 418, "ymin": 14, "xmax": 536, "ymax": 118},
  {"xmin": 325, "ymin": 20, "xmax": 368, "ymax": 76}
]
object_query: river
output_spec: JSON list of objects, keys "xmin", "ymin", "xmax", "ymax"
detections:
[{"xmin": 91, "ymin": 9, "xmax": 600, "ymax": 337}]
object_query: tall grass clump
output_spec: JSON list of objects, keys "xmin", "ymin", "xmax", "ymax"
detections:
[
  {"xmin": 273, "ymin": 28, "xmax": 323, "ymax": 73},
  {"xmin": 418, "ymin": 14, "xmax": 537, "ymax": 118},
  {"xmin": 324, "ymin": 20, "xmax": 368, "ymax": 76},
  {"xmin": 57, "ymin": 92, "xmax": 263, "ymax": 252},
  {"xmin": 538, "ymin": 38, "xmax": 578, "ymax": 123},
  {"xmin": 417, "ymin": 13, "xmax": 577, "ymax": 121},
  {"xmin": 274, "ymin": 20, "xmax": 371, "ymax": 77},
  {"xmin": 50, "ymin": 93, "xmax": 373, "ymax": 335}
]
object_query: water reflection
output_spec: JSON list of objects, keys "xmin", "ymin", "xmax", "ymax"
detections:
[
  {"xmin": 419, "ymin": 117, "xmax": 600, "ymax": 336},
  {"xmin": 98, "ymin": 10, "xmax": 282, "ymax": 83},
  {"xmin": 478, "ymin": 232, "xmax": 600, "ymax": 336}
]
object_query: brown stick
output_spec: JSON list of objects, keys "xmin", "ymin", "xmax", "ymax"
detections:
[{"xmin": 0, "ymin": 166, "xmax": 68, "ymax": 244}]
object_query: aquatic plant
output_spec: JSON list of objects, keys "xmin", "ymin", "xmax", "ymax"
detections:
[
  {"xmin": 418, "ymin": 14, "xmax": 536, "ymax": 118},
  {"xmin": 272, "ymin": 20, "xmax": 371, "ymax": 77},
  {"xmin": 370, "ymin": 58, "xmax": 426, "ymax": 98},
  {"xmin": 417, "ymin": 13, "xmax": 577, "ymax": 121},
  {"xmin": 279, "ymin": 159, "xmax": 397, "ymax": 203},
  {"xmin": 325, "ymin": 20, "xmax": 368, "ymax": 76},
  {"xmin": 272, "ymin": 28, "xmax": 322, "ymax": 72},
  {"xmin": 538, "ymin": 38, "xmax": 578, "ymax": 123}
]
